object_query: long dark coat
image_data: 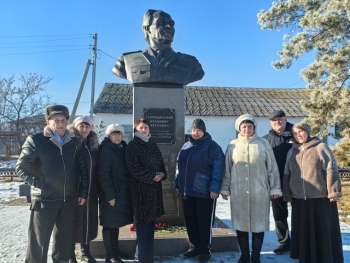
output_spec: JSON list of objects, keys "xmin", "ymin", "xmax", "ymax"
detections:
[
  {"xmin": 98, "ymin": 138, "xmax": 133, "ymax": 228},
  {"xmin": 72, "ymin": 130, "xmax": 99, "ymax": 244},
  {"xmin": 125, "ymin": 136, "xmax": 167, "ymax": 223}
]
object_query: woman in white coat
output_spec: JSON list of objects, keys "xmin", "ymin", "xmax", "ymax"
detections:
[{"xmin": 220, "ymin": 114, "xmax": 282, "ymax": 263}]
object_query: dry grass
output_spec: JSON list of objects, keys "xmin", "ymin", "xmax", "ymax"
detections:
[
  {"xmin": 338, "ymin": 180, "xmax": 350, "ymax": 224},
  {"xmin": 0, "ymin": 177, "xmax": 22, "ymax": 182}
]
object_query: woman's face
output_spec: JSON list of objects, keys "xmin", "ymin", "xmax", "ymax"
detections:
[
  {"xmin": 191, "ymin": 129, "xmax": 204, "ymax": 140},
  {"xmin": 109, "ymin": 131, "xmax": 123, "ymax": 144},
  {"xmin": 136, "ymin": 122, "xmax": 150, "ymax": 136},
  {"xmin": 293, "ymin": 127, "xmax": 308, "ymax": 144},
  {"xmin": 239, "ymin": 123, "xmax": 255, "ymax": 137},
  {"xmin": 75, "ymin": 123, "xmax": 91, "ymax": 140}
]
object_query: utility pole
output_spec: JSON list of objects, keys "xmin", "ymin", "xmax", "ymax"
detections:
[
  {"xmin": 90, "ymin": 33, "xmax": 97, "ymax": 120},
  {"xmin": 69, "ymin": 59, "xmax": 91, "ymax": 123}
]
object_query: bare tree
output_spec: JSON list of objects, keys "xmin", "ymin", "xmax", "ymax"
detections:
[{"xmin": 0, "ymin": 73, "xmax": 53, "ymax": 153}]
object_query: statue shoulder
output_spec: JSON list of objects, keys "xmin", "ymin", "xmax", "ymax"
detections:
[
  {"xmin": 176, "ymin": 52, "xmax": 197, "ymax": 59},
  {"xmin": 122, "ymin": 50, "xmax": 142, "ymax": 56}
]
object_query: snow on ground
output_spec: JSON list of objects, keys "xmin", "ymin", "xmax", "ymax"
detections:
[
  {"xmin": 0, "ymin": 180, "xmax": 349, "ymax": 262},
  {"xmin": 0, "ymin": 160, "xmax": 17, "ymax": 169},
  {"xmin": 0, "ymin": 182, "xmax": 26, "ymax": 202}
]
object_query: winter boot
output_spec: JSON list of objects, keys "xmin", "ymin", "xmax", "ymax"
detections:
[
  {"xmin": 236, "ymin": 230, "xmax": 250, "ymax": 263},
  {"xmin": 251, "ymin": 232, "xmax": 264, "ymax": 263},
  {"xmin": 103, "ymin": 227, "xmax": 124, "ymax": 263},
  {"xmin": 113, "ymin": 228, "xmax": 132, "ymax": 259},
  {"xmin": 80, "ymin": 243, "xmax": 97, "ymax": 263},
  {"xmin": 69, "ymin": 243, "xmax": 78, "ymax": 263}
]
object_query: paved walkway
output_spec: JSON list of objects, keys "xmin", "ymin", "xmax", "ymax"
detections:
[{"xmin": 92, "ymin": 197, "xmax": 350, "ymax": 262}]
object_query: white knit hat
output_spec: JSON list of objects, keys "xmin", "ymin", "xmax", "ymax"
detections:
[
  {"xmin": 235, "ymin": 114, "xmax": 257, "ymax": 131},
  {"xmin": 106, "ymin": 124, "xmax": 125, "ymax": 137}
]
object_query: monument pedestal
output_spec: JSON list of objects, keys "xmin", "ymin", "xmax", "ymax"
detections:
[
  {"xmin": 90, "ymin": 218, "xmax": 238, "ymax": 257},
  {"xmin": 133, "ymin": 83, "xmax": 185, "ymax": 225}
]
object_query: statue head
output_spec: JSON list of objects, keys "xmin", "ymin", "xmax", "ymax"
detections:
[{"xmin": 142, "ymin": 9, "xmax": 175, "ymax": 47}]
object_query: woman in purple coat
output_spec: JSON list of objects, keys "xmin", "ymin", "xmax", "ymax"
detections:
[{"xmin": 69, "ymin": 116, "xmax": 99, "ymax": 263}]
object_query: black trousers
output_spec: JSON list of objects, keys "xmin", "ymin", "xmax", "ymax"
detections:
[
  {"xmin": 25, "ymin": 199, "xmax": 76, "ymax": 263},
  {"xmin": 136, "ymin": 220, "xmax": 156, "ymax": 263},
  {"xmin": 271, "ymin": 196, "xmax": 290, "ymax": 246},
  {"xmin": 182, "ymin": 195, "xmax": 216, "ymax": 255}
]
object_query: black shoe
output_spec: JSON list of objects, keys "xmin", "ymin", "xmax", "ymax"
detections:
[
  {"xmin": 238, "ymin": 253, "xmax": 250, "ymax": 263},
  {"xmin": 81, "ymin": 254, "xmax": 97, "ymax": 263},
  {"xmin": 198, "ymin": 254, "xmax": 211, "ymax": 263},
  {"xmin": 116, "ymin": 249, "xmax": 133, "ymax": 260},
  {"xmin": 183, "ymin": 248, "xmax": 200, "ymax": 258},
  {"xmin": 273, "ymin": 244, "xmax": 290, "ymax": 255},
  {"xmin": 105, "ymin": 256, "xmax": 124, "ymax": 263}
]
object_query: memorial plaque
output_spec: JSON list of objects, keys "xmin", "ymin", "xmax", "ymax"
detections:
[{"xmin": 143, "ymin": 108, "xmax": 175, "ymax": 144}]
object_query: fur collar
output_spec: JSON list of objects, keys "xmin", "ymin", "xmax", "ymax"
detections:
[{"xmin": 67, "ymin": 124, "xmax": 99, "ymax": 150}]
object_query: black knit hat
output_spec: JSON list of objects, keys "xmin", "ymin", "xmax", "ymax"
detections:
[
  {"xmin": 45, "ymin": 105, "xmax": 69, "ymax": 120},
  {"xmin": 191, "ymin": 119, "xmax": 206, "ymax": 133}
]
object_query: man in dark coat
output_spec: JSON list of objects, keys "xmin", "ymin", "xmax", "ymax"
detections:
[
  {"xmin": 263, "ymin": 110, "xmax": 293, "ymax": 255},
  {"xmin": 16, "ymin": 105, "xmax": 88, "ymax": 263},
  {"xmin": 112, "ymin": 9, "xmax": 204, "ymax": 85}
]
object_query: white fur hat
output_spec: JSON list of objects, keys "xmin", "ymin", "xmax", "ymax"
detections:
[
  {"xmin": 106, "ymin": 124, "xmax": 125, "ymax": 137},
  {"xmin": 235, "ymin": 114, "xmax": 257, "ymax": 131}
]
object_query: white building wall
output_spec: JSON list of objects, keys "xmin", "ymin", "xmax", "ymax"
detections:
[
  {"xmin": 327, "ymin": 126, "xmax": 338, "ymax": 147},
  {"xmin": 95, "ymin": 113, "xmax": 133, "ymax": 127}
]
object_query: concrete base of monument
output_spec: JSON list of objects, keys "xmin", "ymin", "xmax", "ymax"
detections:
[{"xmin": 90, "ymin": 217, "xmax": 238, "ymax": 258}]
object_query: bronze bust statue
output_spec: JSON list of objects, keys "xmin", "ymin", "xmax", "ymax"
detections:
[{"xmin": 112, "ymin": 9, "xmax": 205, "ymax": 85}]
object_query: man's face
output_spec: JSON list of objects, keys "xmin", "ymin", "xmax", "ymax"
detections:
[
  {"xmin": 270, "ymin": 117, "xmax": 287, "ymax": 134},
  {"xmin": 47, "ymin": 114, "xmax": 68, "ymax": 137},
  {"xmin": 148, "ymin": 12, "xmax": 175, "ymax": 44}
]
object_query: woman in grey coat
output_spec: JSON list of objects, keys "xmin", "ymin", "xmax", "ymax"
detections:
[
  {"xmin": 220, "ymin": 114, "xmax": 282, "ymax": 263},
  {"xmin": 284, "ymin": 123, "xmax": 343, "ymax": 263}
]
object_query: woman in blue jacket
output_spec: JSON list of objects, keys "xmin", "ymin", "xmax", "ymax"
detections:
[{"xmin": 173, "ymin": 119, "xmax": 225, "ymax": 263}]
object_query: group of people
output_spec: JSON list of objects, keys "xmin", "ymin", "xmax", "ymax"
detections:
[
  {"xmin": 173, "ymin": 110, "xmax": 343, "ymax": 263},
  {"xmin": 16, "ymin": 104, "xmax": 344, "ymax": 263},
  {"xmin": 16, "ymin": 105, "xmax": 167, "ymax": 263}
]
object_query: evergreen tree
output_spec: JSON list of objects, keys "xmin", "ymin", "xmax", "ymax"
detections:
[
  {"xmin": 258, "ymin": 0, "xmax": 350, "ymax": 167},
  {"xmin": 94, "ymin": 118, "xmax": 105, "ymax": 143}
]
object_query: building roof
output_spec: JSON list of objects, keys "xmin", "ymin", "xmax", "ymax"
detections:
[{"xmin": 93, "ymin": 83, "xmax": 310, "ymax": 117}]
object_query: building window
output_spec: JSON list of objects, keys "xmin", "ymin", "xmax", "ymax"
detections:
[
  {"xmin": 123, "ymin": 125, "xmax": 133, "ymax": 143},
  {"xmin": 335, "ymin": 124, "xmax": 341, "ymax": 139}
]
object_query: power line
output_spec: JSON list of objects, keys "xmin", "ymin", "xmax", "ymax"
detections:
[
  {"xmin": 98, "ymin": 49, "xmax": 117, "ymax": 60},
  {"xmin": 0, "ymin": 44, "xmax": 91, "ymax": 49},
  {"xmin": 282, "ymin": 79, "xmax": 305, "ymax": 88},
  {"xmin": 0, "ymin": 36, "xmax": 91, "ymax": 46},
  {"xmin": 60, "ymin": 101, "xmax": 90, "ymax": 104},
  {"xmin": 0, "ymin": 34, "xmax": 92, "ymax": 38},
  {"xmin": 0, "ymin": 48, "xmax": 90, "ymax": 56}
]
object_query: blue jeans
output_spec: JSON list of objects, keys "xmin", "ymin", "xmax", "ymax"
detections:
[{"xmin": 136, "ymin": 220, "xmax": 155, "ymax": 263}]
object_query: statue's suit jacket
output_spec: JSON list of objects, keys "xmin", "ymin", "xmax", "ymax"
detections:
[{"xmin": 112, "ymin": 47, "xmax": 204, "ymax": 85}]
